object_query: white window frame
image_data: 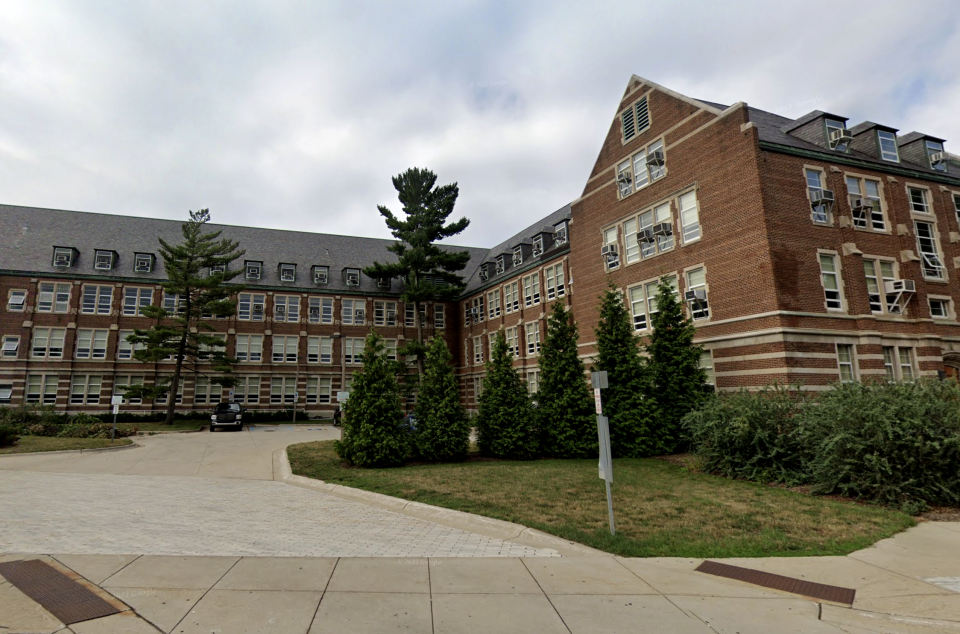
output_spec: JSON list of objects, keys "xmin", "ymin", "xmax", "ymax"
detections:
[
  {"xmin": 434, "ymin": 304, "xmax": 445, "ymax": 329},
  {"xmin": 235, "ymin": 334, "xmax": 263, "ymax": 362},
  {"xmin": 699, "ymin": 351, "xmax": 715, "ymax": 387},
  {"xmin": 117, "ymin": 330, "xmax": 144, "ymax": 360},
  {"xmin": 473, "ymin": 335, "xmax": 483, "ymax": 364},
  {"xmin": 907, "ymin": 186, "xmax": 931, "ymax": 214},
  {"xmin": 7, "ymin": 289, "xmax": 27, "ymax": 312},
  {"xmin": 134, "ymin": 253, "xmax": 154, "ymax": 273},
  {"xmin": 279, "ymin": 263, "xmax": 297, "ymax": 282},
  {"xmin": 274, "ymin": 295, "xmax": 300, "ymax": 323},
  {"xmin": 928, "ymin": 295, "xmax": 954, "ymax": 321},
  {"xmin": 313, "ymin": 266, "xmax": 329, "ymax": 284},
  {"xmin": 26, "ymin": 374, "xmax": 59, "ymax": 404},
  {"xmin": 522, "ymin": 273, "xmax": 541, "ymax": 307},
  {"xmin": 234, "ymin": 376, "xmax": 260, "ymax": 404},
  {"xmin": 245, "ymin": 261, "xmax": 263, "ymax": 280},
  {"xmin": 2, "ymin": 335, "xmax": 20, "ymax": 358},
  {"xmin": 113, "ymin": 375, "xmax": 144, "ymax": 404},
  {"xmin": 684, "ymin": 266, "xmax": 710, "ymax": 321},
  {"xmin": 270, "ymin": 376, "xmax": 297, "ymax": 404},
  {"xmin": 342, "ymin": 299, "xmax": 365, "ymax": 326},
  {"xmin": 31, "ymin": 327, "xmax": 66, "ymax": 359},
  {"xmin": 272, "ymin": 335, "xmax": 299, "ymax": 363},
  {"xmin": 678, "ymin": 190, "xmax": 701, "ymax": 244},
  {"xmin": 374, "ymin": 301, "xmax": 397, "ymax": 326},
  {"xmin": 883, "ymin": 346, "xmax": 915, "ymax": 382},
  {"xmin": 836, "ymin": 344, "xmax": 857, "ymax": 382},
  {"xmin": 94, "ymin": 250, "xmax": 115, "ymax": 270},
  {"xmin": 845, "ymin": 174, "xmax": 886, "ymax": 231},
  {"xmin": 237, "ymin": 293, "xmax": 265, "ymax": 321},
  {"xmin": 123, "ymin": 287, "xmax": 153, "ymax": 317},
  {"xmin": 545, "ymin": 263, "xmax": 565, "ymax": 301},
  {"xmin": 503, "ymin": 282, "xmax": 520, "ymax": 313},
  {"xmin": 487, "ymin": 290, "xmax": 501, "ymax": 319},
  {"xmin": 914, "ymin": 220, "xmax": 945, "ymax": 280},
  {"xmin": 525, "ymin": 322, "xmax": 541, "ymax": 356},
  {"xmin": 817, "ymin": 252, "xmax": 845, "ymax": 312},
  {"xmin": 805, "ymin": 167, "xmax": 832, "ymax": 225},
  {"xmin": 75, "ymin": 329, "xmax": 109, "ymax": 359},
  {"xmin": 862, "ymin": 257, "xmax": 900, "ymax": 315},
  {"xmin": 344, "ymin": 337, "xmax": 364, "ymax": 365},
  {"xmin": 505, "ymin": 326, "xmax": 519, "ymax": 356},
  {"xmin": 628, "ymin": 285, "xmax": 648, "ymax": 331},
  {"xmin": 37, "ymin": 283, "xmax": 71, "ymax": 313},
  {"xmin": 877, "ymin": 130, "xmax": 900, "ymax": 162}
]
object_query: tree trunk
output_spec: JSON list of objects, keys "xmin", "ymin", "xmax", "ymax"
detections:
[{"xmin": 165, "ymin": 332, "xmax": 188, "ymax": 425}]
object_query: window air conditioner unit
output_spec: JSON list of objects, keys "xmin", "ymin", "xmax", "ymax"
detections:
[
  {"xmin": 930, "ymin": 151, "xmax": 945, "ymax": 166},
  {"xmin": 652, "ymin": 222, "xmax": 673, "ymax": 237},
  {"xmin": 54, "ymin": 254, "xmax": 71, "ymax": 267},
  {"xmin": 810, "ymin": 189, "xmax": 835, "ymax": 205},
  {"xmin": 829, "ymin": 128, "xmax": 853, "ymax": 146},
  {"xmin": 253, "ymin": 303, "xmax": 264, "ymax": 312},
  {"xmin": 309, "ymin": 307, "xmax": 320, "ymax": 316},
  {"xmin": 281, "ymin": 272, "xmax": 295, "ymax": 282},
  {"xmin": 645, "ymin": 149, "xmax": 665, "ymax": 167},
  {"xmin": 617, "ymin": 171, "xmax": 632, "ymax": 185},
  {"xmin": 601, "ymin": 244, "xmax": 618, "ymax": 256},
  {"xmin": 479, "ymin": 268, "xmax": 488, "ymax": 281},
  {"xmin": 276, "ymin": 305, "xmax": 285, "ymax": 314},
  {"xmin": 851, "ymin": 197, "xmax": 873, "ymax": 213},
  {"xmin": 884, "ymin": 279, "xmax": 916, "ymax": 294},
  {"xmin": 684, "ymin": 289, "xmax": 707, "ymax": 302},
  {"xmin": 637, "ymin": 229, "xmax": 655, "ymax": 244}
]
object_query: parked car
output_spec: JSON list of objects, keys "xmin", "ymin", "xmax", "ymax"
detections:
[{"xmin": 210, "ymin": 402, "xmax": 246, "ymax": 432}]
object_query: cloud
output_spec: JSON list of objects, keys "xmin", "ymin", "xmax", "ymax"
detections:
[{"xmin": 1, "ymin": 0, "xmax": 958, "ymax": 249}]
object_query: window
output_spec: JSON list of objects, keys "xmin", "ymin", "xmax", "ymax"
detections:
[
  {"xmin": 94, "ymin": 250, "xmax": 115, "ymax": 270},
  {"xmin": 953, "ymin": 194, "xmax": 960, "ymax": 227},
  {"xmin": 374, "ymin": 301, "xmax": 397, "ymax": 326},
  {"xmin": 53, "ymin": 247, "xmax": 76, "ymax": 268},
  {"xmin": 234, "ymin": 376, "xmax": 260, "ymax": 404},
  {"xmin": 31, "ymin": 328, "xmax": 65, "ymax": 358},
  {"xmin": 37, "ymin": 283, "xmax": 71, "ymax": 313},
  {"xmin": 238, "ymin": 293, "xmax": 266, "ymax": 321},
  {"xmin": 156, "ymin": 380, "xmax": 184, "ymax": 405},
  {"xmin": 825, "ymin": 119, "xmax": 849, "ymax": 152},
  {"xmin": 194, "ymin": 377, "xmax": 222, "ymax": 404},
  {"xmin": 496, "ymin": 255, "xmax": 506, "ymax": 275},
  {"xmin": 843, "ymin": 176, "xmax": 885, "ymax": 231},
  {"xmin": 198, "ymin": 333, "xmax": 226, "ymax": 361},
  {"xmin": 487, "ymin": 290, "xmax": 501, "ymax": 319},
  {"xmin": 310, "ymin": 297, "xmax": 334, "ymax": 324},
  {"xmin": 616, "ymin": 158, "xmax": 634, "ymax": 198},
  {"xmin": 274, "ymin": 295, "xmax": 300, "ymax": 322},
  {"xmin": 344, "ymin": 338, "xmax": 364, "ymax": 364},
  {"xmin": 469, "ymin": 296, "xmax": 484, "ymax": 323},
  {"xmin": 123, "ymin": 287, "xmax": 153, "ymax": 316},
  {"xmin": 554, "ymin": 222, "xmax": 568, "ymax": 245},
  {"xmin": 134, "ymin": 253, "xmax": 154, "ymax": 273},
  {"xmin": 805, "ymin": 169, "xmax": 832, "ymax": 224},
  {"xmin": 505, "ymin": 326, "xmax": 519, "ymax": 356},
  {"xmin": 646, "ymin": 275, "xmax": 678, "ymax": 319},
  {"xmin": 344, "ymin": 268, "xmax": 361, "ymax": 286},
  {"xmin": 7, "ymin": 290, "xmax": 26, "ymax": 312},
  {"xmin": 81, "ymin": 286, "xmax": 113, "ymax": 315},
  {"xmin": 2, "ymin": 335, "xmax": 20, "ymax": 358},
  {"xmin": 685, "ymin": 267, "xmax": 710, "ymax": 320},
  {"xmin": 117, "ymin": 331, "xmax": 144, "ymax": 360},
  {"xmin": 877, "ymin": 130, "xmax": 899, "ymax": 162},
  {"xmin": 272, "ymin": 336, "xmax": 298, "ymax": 363},
  {"xmin": 603, "ymin": 226, "xmax": 620, "ymax": 270},
  {"xmin": 406, "ymin": 303, "xmax": 417, "ymax": 327},
  {"xmin": 862, "ymin": 259, "xmax": 899, "ymax": 314},
  {"xmin": 235, "ymin": 334, "xmax": 263, "ymax": 362},
  {"xmin": 342, "ymin": 299, "xmax": 365, "ymax": 325},
  {"xmin": 699, "ymin": 351, "xmax": 715, "ymax": 387},
  {"xmin": 270, "ymin": 377, "xmax": 297, "ymax": 404},
  {"xmin": 473, "ymin": 336, "xmax": 483, "ymax": 364},
  {"xmin": 279, "ymin": 263, "xmax": 296, "ymax": 282},
  {"xmin": 0, "ymin": 384, "xmax": 11, "ymax": 404},
  {"xmin": 75, "ymin": 329, "xmax": 108, "ymax": 359},
  {"xmin": 503, "ymin": 282, "xmax": 520, "ymax": 313},
  {"xmin": 163, "ymin": 292, "xmax": 186, "ymax": 315},
  {"xmin": 209, "ymin": 264, "xmax": 226, "ymax": 275},
  {"xmin": 384, "ymin": 338, "xmax": 398, "ymax": 361},
  {"xmin": 908, "ymin": 187, "xmax": 930, "ymax": 214},
  {"xmin": 525, "ymin": 322, "xmax": 541, "ymax": 356},
  {"xmin": 306, "ymin": 377, "xmax": 332, "ymax": 404},
  {"xmin": 434, "ymin": 304, "xmax": 445, "ymax": 329},
  {"xmin": 818, "ymin": 253, "xmax": 843, "ymax": 310},
  {"xmin": 26, "ymin": 375, "xmax": 58, "ymax": 404},
  {"xmin": 836, "ymin": 344, "xmax": 857, "ymax": 382},
  {"xmin": 377, "ymin": 277, "xmax": 391, "ymax": 290},
  {"xmin": 313, "ymin": 266, "xmax": 329, "ymax": 284},
  {"xmin": 633, "ymin": 202, "xmax": 674, "ymax": 260},
  {"xmin": 308, "ymin": 336, "xmax": 332, "ymax": 364},
  {"xmin": 620, "ymin": 95, "xmax": 649, "ymax": 143},
  {"xmin": 883, "ymin": 346, "xmax": 915, "ymax": 381},
  {"xmin": 927, "ymin": 140, "xmax": 946, "ymax": 172},
  {"xmin": 532, "ymin": 236, "xmax": 543, "ymax": 257},
  {"xmin": 113, "ymin": 375, "xmax": 143, "ymax": 404},
  {"xmin": 522, "ymin": 273, "xmax": 541, "ymax": 307},
  {"xmin": 929, "ymin": 297, "xmax": 952, "ymax": 319},
  {"xmin": 678, "ymin": 191, "xmax": 701, "ymax": 243},
  {"xmin": 474, "ymin": 376, "xmax": 484, "ymax": 401},
  {"xmin": 629, "ymin": 285, "xmax": 648, "ymax": 331},
  {"xmin": 623, "ymin": 217, "xmax": 640, "ymax": 264},
  {"xmin": 545, "ymin": 264, "xmax": 565, "ymax": 300},
  {"xmin": 915, "ymin": 221, "xmax": 944, "ymax": 279},
  {"xmin": 245, "ymin": 261, "xmax": 262, "ymax": 280},
  {"xmin": 526, "ymin": 370, "xmax": 540, "ymax": 394},
  {"xmin": 513, "ymin": 246, "xmax": 523, "ymax": 267},
  {"xmin": 618, "ymin": 137, "xmax": 665, "ymax": 199}
]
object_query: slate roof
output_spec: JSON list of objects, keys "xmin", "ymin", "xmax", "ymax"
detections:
[
  {"xmin": 0, "ymin": 204, "xmax": 489, "ymax": 296},
  {"xmin": 898, "ymin": 131, "xmax": 947, "ymax": 145},
  {"xmin": 461, "ymin": 204, "xmax": 571, "ymax": 295}
]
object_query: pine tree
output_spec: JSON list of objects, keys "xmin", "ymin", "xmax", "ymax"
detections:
[
  {"xmin": 364, "ymin": 168, "xmax": 471, "ymax": 383},
  {"xmin": 125, "ymin": 209, "xmax": 244, "ymax": 424},
  {"xmin": 414, "ymin": 336, "xmax": 471, "ymax": 461},
  {"xmin": 647, "ymin": 277, "xmax": 707, "ymax": 452},
  {"xmin": 475, "ymin": 332, "xmax": 538, "ymax": 460},
  {"xmin": 335, "ymin": 331, "xmax": 408, "ymax": 467},
  {"xmin": 594, "ymin": 282, "xmax": 663, "ymax": 457},
  {"xmin": 537, "ymin": 302, "xmax": 597, "ymax": 458}
]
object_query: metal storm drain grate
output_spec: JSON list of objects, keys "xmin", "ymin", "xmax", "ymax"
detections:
[
  {"xmin": 0, "ymin": 559, "xmax": 121, "ymax": 624},
  {"xmin": 696, "ymin": 560, "xmax": 856, "ymax": 605}
]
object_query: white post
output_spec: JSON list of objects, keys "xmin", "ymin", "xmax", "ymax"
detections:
[{"xmin": 591, "ymin": 371, "xmax": 615, "ymax": 536}]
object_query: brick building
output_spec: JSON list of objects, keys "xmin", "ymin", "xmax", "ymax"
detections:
[{"xmin": 4, "ymin": 74, "xmax": 960, "ymax": 413}]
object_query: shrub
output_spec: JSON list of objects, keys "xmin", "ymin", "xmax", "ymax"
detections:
[
  {"xmin": 56, "ymin": 422, "xmax": 138, "ymax": 439},
  {"xmin": 413, "ymin": 336, "xmax": 470, "ymax": 462},
  {"xmin": 476, "ymin": 332, "xmax": 538, "ymax": 460},
  {"xmin": 683, "ymin": 385, "xmax": 810, "ymax": 485},
  {"xmin": 0, "ymin": 424, "xmax": 19, "ymax": 448},
  {"xmin": 804, "ymin": 380, "xmax": 960, "ymax": 510}
]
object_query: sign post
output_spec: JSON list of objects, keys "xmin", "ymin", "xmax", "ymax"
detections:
[
  {"xmin": 292, "ymin": 393, "xmax": 299, "ymax": 424},
  {"xmin": 591, "ymin": 371, "xmax": 615, "ymax": 536},
  {"xmin": 110, "ymin": 395, "xmax": 123, "ymax": 442}
]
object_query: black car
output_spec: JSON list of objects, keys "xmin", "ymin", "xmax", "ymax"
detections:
[{"xmin": 210, "ymin": 402, "xmax": 246, "ymax": 431}]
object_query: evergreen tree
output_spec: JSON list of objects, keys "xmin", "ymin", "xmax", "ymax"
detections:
[
  {"xmin": 125, "ymin": 209, "xmax": 244, "ymax": 424},
  {"xmin": 475, "ymin": 332, "xmax": 538, "ymax": 460},
  {"xmin": 647, "ymin": 277, "xmax": 707, "ymax": 451},
  {"xmin": 364, "ymin": 168, "xmax": 471, "ymax": 382},
  {"xmin": 594, "ymin": 282, "xmax": 663, "ymax": 457},
  {"xmin": 335, "ymin": 331, "xmax": 408, "ymax": 467},
  {"xmin": 414, "ymin": 336, "xmax": 471, "ymax": 461},
  {"xmin": 537, "ymin": 302, "xmax": 597, "ymax": 458}
]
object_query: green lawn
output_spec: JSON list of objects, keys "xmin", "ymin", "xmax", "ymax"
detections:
[
  {"xmin": 0, "ymin": 436, "xmax": 134, "ymax": 454},
  {"xmin": 288, "ymin": 440, "xmax": 915, "ymax": 558}
]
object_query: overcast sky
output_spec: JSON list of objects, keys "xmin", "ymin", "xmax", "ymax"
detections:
[{"xmin": 2, "ymin": 1, "xmax": 959, "ymax": 248}]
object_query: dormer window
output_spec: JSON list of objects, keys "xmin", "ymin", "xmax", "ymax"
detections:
[
  {"xmin": 513, "ymin": 246, "xmax": 523, "ymax": 267},
  {"xmin": 313, "ymin": 266, "xmax": 329, "ymax": 284},
  {"xmin": 210, "ymin": 264, "xmax": 226, "ymax": 275},
  {"xmin": 134, "ymin": 253, "xmax": 154, "ymax": 273},
  {"xmin": 496, "ymin": 256, "xmax": 506, "ymax": 275},
  {"xmin": 377, "ymin": 277, "xmax": 391, "ymax": 289},
  {"xmin": 479, "ymin": 265, "xmax": 489, "ymax": 282},
  {"xmin": 279, "ymin": 263, "xmax": 296, "ymax": 282},
  {"xmin": 53, "ymin": 247, "xmax": 77, "ymax": 268},
  {"xmin": 554, "ymin": 222, "xmax": 568, "ymax": 245},
  {"xmin": 878, "ymin": 130, "xmax": 900, "ymax": 162},
  {"xmin": 825, "ymin": 119, "xmax": 851, "ymax": 152},
  {"xmin": 532, "ymin": 236, "xmax": 543, "ymax": 257},
  {"xmin": 344, "ymin": 268, "xmax": 361, "ymax": 286},
  {"xmin": 94, "ymin": 250, "xmax": 116, "ymax": 271},
  {"xmin": 245, "ymin": 261, "xmax": 263, "ymax": 280},
  {"xmin": 926, "ymin": 140, "xmax": 947, "ymax": 172}
]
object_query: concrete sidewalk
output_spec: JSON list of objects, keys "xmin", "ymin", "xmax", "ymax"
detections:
[{"xmin": 4, "ymin": 523, "xmax": 960, "ymax": 633}]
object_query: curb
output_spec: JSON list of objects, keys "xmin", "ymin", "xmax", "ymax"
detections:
[
  {"xmin": 0, "ymin": 440, "xmax": 141, "ymax": 458},
  {"xmin": 277, "ymin": 448, "xmax": 606, "ymax": 558}
]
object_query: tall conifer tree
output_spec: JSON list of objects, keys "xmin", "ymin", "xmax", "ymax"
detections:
[
  {"xmin": 414, "ymin": 336, "xmax": 471, "ymax": 462},
  {"xmin": 475, "ymin": 332, "xmax": 538, "ymax": 459}
]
